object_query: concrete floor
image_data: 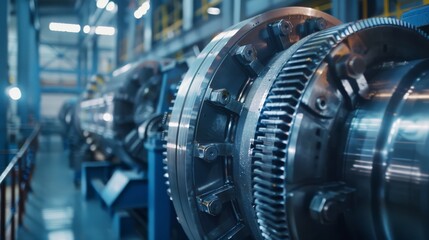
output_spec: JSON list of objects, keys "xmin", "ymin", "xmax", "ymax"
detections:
[{"xmin": 17, "ymin": 134, "xmax": 116, "ymax": 240}]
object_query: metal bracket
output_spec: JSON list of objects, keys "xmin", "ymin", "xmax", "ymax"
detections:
[
  {"xmin": 206, "ymin": 88, "xmax": 244, "ymax": 115},
  {"xmin": 268, "ymin": 19, "xmax": 293, "ymax": 50},
  {"xmin": 234, "ymin": 44, "xmax": 264, "ymax": 77}
]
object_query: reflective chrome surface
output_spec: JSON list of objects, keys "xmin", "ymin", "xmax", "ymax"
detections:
[
  {"xmin": 166, "ymin": 7, "xmax": 429, "ymax": 240},
  {"xmin": 166, "ymin": 7, "xmax": 340, "ymax": 240},
  {"xmin": 344, "ymin": 60, "xmax": 429, "ymax": 239}
]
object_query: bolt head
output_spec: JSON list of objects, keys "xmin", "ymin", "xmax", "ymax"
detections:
[
  {"xmin": 207, "ymin": 198, "xmax": 222, "ymax": 215},
  {"xmin": 322, "ymin": 201, "xmax": 341, "ymax": 222},
  {"xmin": 346, "ymin": 55, "xmax": 366, "ymax": 77},
  {"xmin": 198, "ymin": 144, "xmax": 219, "ymax": 162},
  {"xmin": 310, "ymin": 193, "xmax": 342, "ymax": 224},
  {"xmin": 200, "ymin": 196, "xmax": 223, "ymax": 216},
  {"xmin": 316, "ymin": 97, "xmax": 328, "ymax": 111},
  {"xmin": 315, "ymin": 18, "xmax": 327, "ymax": 30},
  {"xmin": 336, "ymin": 54, "xmax": 366, "ymax": 79},
  {"xmin": 271, "ymin": 19, "xmax": 291, "ymax": 36},
  {"xmin": 210, "ymin": 89, "xmax": 231, "ymax": 105},
  {"xmin": 236, "ymin": 45, "xmax": 257, "ymax": 63},
  {"xmin": 204, "ymin": 145, "xmax": 218, "ymax": 161}
]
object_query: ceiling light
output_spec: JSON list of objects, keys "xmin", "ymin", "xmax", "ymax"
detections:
[
  {"xmin": 83, "ymin": 25, "xmax": 91, "ymax": 34},
  {"xmin": 7, "ymin": 87, "xmax": 21, "ymax": 101},
  {"xmin": 102, "ymin": 113, "xmax": 113, "ymax": 122},
  {"xmin": 96, "ymin": 0, "xmax": 109, "ymax": 9},
  {"xmin": 134, "ymin": 1, "xmax": 150, "ymax": 19},
  {"xmin": 49, "ymin": 22, "xmax": 81, "ymax": 33},
  {"xmin": 106, "ymin": 2, "xmax": 117, "ymax": 12},
  {"xmin": 207, "ymin": 7, "xmax": 221, "ymax": 15},
  {"xmin": 95, "ymin": 26, "xmax": 116, "ymax": 36}
]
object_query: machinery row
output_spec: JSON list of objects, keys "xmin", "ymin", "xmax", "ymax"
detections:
[
  {"xmin": 60, "ymin": 5, "xmax": 429, "ymax": 240},
  {"xmin": 59, "ymin": 58, "xmax": 189, "ymax": 239}
]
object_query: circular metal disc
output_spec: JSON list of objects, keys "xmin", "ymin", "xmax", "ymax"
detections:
[{"xmin": 166, "ymin": 7, "xmax": 340, "ymax": 239}]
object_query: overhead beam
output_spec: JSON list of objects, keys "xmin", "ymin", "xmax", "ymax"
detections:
[
  {"xmin": 40, "ymin": 41, "xmax": 113, "ymax": 51},
  {"xmin": 40, "ymin": 68, "xmax": 79, "ymax": 74},
  {"xmin": 142, "ymin": 17, "xmax": 223, "ymax": 59}
]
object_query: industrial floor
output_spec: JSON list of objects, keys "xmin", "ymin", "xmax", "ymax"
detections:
[{"xmin": 17, "ymin": 134, "xmax": 117, "ymax": 240}]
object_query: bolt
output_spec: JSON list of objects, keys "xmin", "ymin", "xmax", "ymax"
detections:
[
  {"xmin": 322, "ymin": 201, "xmax": 342, "ymax": 223},
  {"xmin": 316, "ymin": 97, "xmax": 327, "ymax": 111},
  {"xmin": 199, "ymin": 196, "xmax": 223, "ymax": 216},
  {"xmin": 86, "ymin": 137, "xmax": 93, "ymax": 144},
  {"xmin": 270, "ymin": 19, "xmax": 292, "ymax": 37},
  {"xmin": 336, "ymin": 54, "xmax": 366, "ymax": 79},
  {"xmin": 90, "ymin": 144, "xmax": 97, "ymax": 152},
  {"xmin": 310, "ymin": 193, "xmax": 342, "ymax": 224},
  {"xmin": 198, "ymin": 144, "xmax": 219, "ymax": 162},
  {"xmin": 346, "ymin": 55, "xmax": 366, "ymax": 77},
  {"xmin": 314, "ymin": 18, "xmax": 327, "ymax": 31},
  {"xmin": 235, "ymin": 45, "xmax": 257, "ymax": 64},
  {"xmin": 210, "ymin": 89, "xmax": 231, "ymax": 106},
  {"xmin": 298, "ymin": 18, "xmax": 328, "ymax": 38}
]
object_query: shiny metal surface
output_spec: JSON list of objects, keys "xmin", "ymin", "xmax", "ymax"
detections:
[
  {"xmin": 166, "ymin": 7, "xmax": 340, "ymax": 240},
  {"xmin": 166, "ymin": 7, "xmax": 429, "ymax": 240},
  {"xmin": 344, "ymin": 60, "xmax": 429, "ymax": 239},
  {"xmin": 77, "ymin": 60, "xmax": 186, "ymax": 166},
  {"xmin": 248, "ymin": 17, "xmax": 429, "ymax": 240}
]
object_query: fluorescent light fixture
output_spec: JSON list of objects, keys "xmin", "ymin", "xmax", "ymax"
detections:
[
  {"xmin": 96, "ymin": 0, "xmax": 109, "ymax": 9},
  {"xmin": 106, "ymin": 2, "xmax": 117, "ymax": 12},
  {"xmin": 83, "ymin": 25, "xmax": 91, "ymax": 34},
  {"xmin": 95, "ymin": 26, "xmax": 116, "ymax": 36},
  {"xmin": 49, "ymin": 22, "xmax": 81, "ymax": 33},
  {"xmin": 7, "ymin": 87, "xmax": 21, "ymax": 100},
  {"xmin": 134, "ymin": 1, "xmax": 150, "ymax": 19},
  {"xmin": 207, "ymin": 7, "xmax": 221, "ymax": 15}
]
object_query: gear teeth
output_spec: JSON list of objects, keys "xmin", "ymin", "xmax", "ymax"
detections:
[
  {"xmin": 162, "ymin": 80, "xmax": 183, "ymax": 200},
  {"xmin": 251, "ymin": 17, "xmax": 429, "ymax": 240}
]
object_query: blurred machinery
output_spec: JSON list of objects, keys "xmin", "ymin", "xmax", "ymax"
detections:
[
  {"xmin": 165, "ymin": 6, "xmax": 429, "ymax": 240},
  {"xmin": 60, "ymin": 59, "xmax": 188, "ymax": 239}
]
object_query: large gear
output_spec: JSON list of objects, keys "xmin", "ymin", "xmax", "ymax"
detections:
[
  {"xmin": 166, "ymin": 7, "xmax": 340, "ymax": 239},
  {"xmin": 166, "ymin": 7, "xmax": 429, "ymax": 240},
  {"xmin": 251, "ymin": 17, "xmax": 429, "ymax": 239}
]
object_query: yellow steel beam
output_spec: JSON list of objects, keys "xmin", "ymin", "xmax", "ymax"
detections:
[
  {"xmin": 384, "ymin": 0, "xmax": 390, "ymax": 16},
  {"xmin": 314, "ymin": 2, "xmax": 331, "ymax": 11},
  {"xmin": 363, "ymin": 0, "xmax": 368, "ymax": 18}
]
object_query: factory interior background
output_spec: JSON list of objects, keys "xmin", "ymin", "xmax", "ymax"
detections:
[{"xmin": 1, "ymin": 0, "xmax": 429, "ymax": 239}]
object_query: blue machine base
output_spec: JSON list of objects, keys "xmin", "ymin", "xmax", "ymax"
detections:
[
  {"xmin": 113, "ymin": 211, "xmax": 139, "ymax": 239},
  {"xmin": 82, "ymin": 162, "xmax": 148, "ymax": 210}
]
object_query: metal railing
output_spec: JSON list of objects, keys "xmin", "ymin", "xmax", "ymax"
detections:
[{"xmin": 0, "ymin": 125, "xmax": 40, "ymax": 240}]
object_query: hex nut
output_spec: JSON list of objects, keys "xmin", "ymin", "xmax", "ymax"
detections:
[
  {"xmin": 336, "ymin": 54, "xmax": 366, "ymax": 79},
  {"xmin": 310, "ymin": 193, "xmax": 342, "ymax": 224},
  {"xmin": 235, "ymin": 45, "xmax": 257, "ymax": 64},
  {"xmin": 210, "ymin": 89, "xmax": 231, "ymax": 105},
  {"xmin": 270, "ymin": 19, "xmax": 292, "ymax": 36},
  {"xmin": 200, "ymin": 196, "xmax": 223, "ymax": 216},
  {"xmin": 198, "ymin": 144, "xmax": 219, "ymax": 162}
]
